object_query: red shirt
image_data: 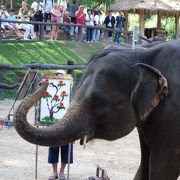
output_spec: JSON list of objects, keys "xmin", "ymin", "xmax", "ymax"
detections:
[{"xmin": 75, "ymin": 11, "xmax": 85, "ymax": 24}]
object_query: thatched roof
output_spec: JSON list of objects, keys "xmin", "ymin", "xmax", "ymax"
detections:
[{"xmin": 109, "ymin": 0, "xmax": 180, "ymax": 16}]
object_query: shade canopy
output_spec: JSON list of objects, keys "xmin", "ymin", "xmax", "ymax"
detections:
[{"xmin": 109, "ymin": 0, "xmax": 180, "ymax": 16}]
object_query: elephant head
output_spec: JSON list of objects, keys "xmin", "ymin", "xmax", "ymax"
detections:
[{"xmin": 14, "ymin": 49, "xmax": 168, "ymax": 146}]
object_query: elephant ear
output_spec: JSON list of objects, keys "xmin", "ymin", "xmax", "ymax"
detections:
[{"xmin": 132, "ymin": 63, "xmax": 168, "ymax": 121}]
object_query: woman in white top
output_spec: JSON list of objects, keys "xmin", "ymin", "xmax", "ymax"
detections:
[
  {"xmin": 92, "ymin": 11, "xmax": 102, "ymax": 42},
  {"xmin": 57, "ymin": 0, "xmax": 67, "ymax": 22}
]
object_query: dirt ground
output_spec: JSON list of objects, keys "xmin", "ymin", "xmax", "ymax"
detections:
[{"xmin": 1, "ymin": 99, "xmax": 178, "ymax": 180}]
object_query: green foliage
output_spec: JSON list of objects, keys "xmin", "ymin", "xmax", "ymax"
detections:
[
  {"xmin": 127, "ymin": 14, "xmax": 176, "ymax": 40},
  {"xmin": 161, "ymin": 17, "xmax": 176, "ymax": 40},
  {"xmin": 75, "ymin": 0, "xmax": 116, "ymax": 8}
]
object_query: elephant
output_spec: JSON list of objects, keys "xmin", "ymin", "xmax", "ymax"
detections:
[{"xmin": 14, "ymin": 39, "xmax": 180, "ymax": 180}]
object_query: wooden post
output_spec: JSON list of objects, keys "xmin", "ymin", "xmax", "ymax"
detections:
[
  {"xmin": 157, "ymin": 11, "xmax": 162, "ymax": 28},
  {"xmin": 0, "ymin": 69, "xmax": 4, "ymax": 100},
  {"xmin": 124, "ymin": 11, "xmax": 128, "ymax": 31},
  {"xmin": 139, "ymin": 10, "xmax": 145, "ymax": 36},
  {"xmin": 175, "ymin": 13, "xmax": 180, "ymax": 39},
  {"xmin": 39, "ymin": 24, "xmax": 44, "ymax": 41},
  {"xmin": 0, "ymin": 20, "xmax": 2, "ymax": 43},
  {"xmin": 67, "ymin": 60, "xmax": 74, "ymax": 75}
]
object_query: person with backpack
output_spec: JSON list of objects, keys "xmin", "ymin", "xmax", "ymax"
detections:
[
  {"xmin": 114, "ymin": 11, "xmax": 126, "ymax": 43},
  {"xmin": 31, "ymin": 0, "xmax": 43, "ymax": 39},
  {"xmin": 42, "ymin": 0, "xmax": 54, "ymax": 31}
]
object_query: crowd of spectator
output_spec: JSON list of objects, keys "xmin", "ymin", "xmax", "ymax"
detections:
[{"xmin": 0, "ymin": 0, "xmax": 126, "ymax": 43}]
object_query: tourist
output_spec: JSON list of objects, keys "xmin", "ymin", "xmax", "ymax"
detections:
[
  {"xmin": 42, "ymin": 0, "xmax": 54, "ymax": 31},
  {"xmin": 8, "ymin": 8, "xmax": 21, "ymax": 36},
  {"xmin": 68, "ymin": 0, "xmax": 78, "ymax": 24},
  {"xmin": 92, "ymin": 11, "xmax": 102, "ymax": 42},
  {"xmin": 104, "ymin": 10, "xmax": 115, "ymax": 42},
  {"xmin": 57, "ymin": 0, "xmax": 67, "ymax": 23},
  {"xmin": 62, "ymin": 11, "xmax": 74, "ymax": 40},
  {"xmin": 31, "ymin": 0, "xmax": 43, "ymax": 39},
  {"xmin": 85, "ymin": 9, "xmax": 94, "ymax": 42},
  {"xmin": 21, "ymin": 0, "xmax": 28, "ymax": 12},
  {"xmin": 114, "ymin": 11, "xmax": 126, "ymax": 43},
  {"xmin": 93, "ymin": 5, "xmax": 101, "ymax": 16},
  {"xmin": 0, "ymin": 5, "xmax": 21, "ymax": 39},
  {"xmin": 48, "ymin": 144, "xmax": 73, "ymax": 180},
  {"xmin": 50, "ymin": 3, "xmax": 61, "ymax": 40},
  {"xmin": 18, "ymin": 8, "xmax": 35, "ymax": 40},
  {"xmin": 75, "ymin": 5, "xmax": 86, "ymax": 42}
]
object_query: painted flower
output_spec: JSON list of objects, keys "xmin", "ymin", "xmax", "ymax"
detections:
[
  {"xmin": 54, "ymin": 95, "xmax": 59, "ymax": 99},
  {"xmin": 44, "ymin": 92, "xmax": 49, "ymax": 96},
  {"xmin": 45, "ymin": 79, "xmax": 49, "ymax": 82},
  {"xmin": 60, "ymin": 102, "xmax": 64, "ymax": 107},
  {"xmin": 61, "ymin": 91, "xmax": 66, "ymax": 95},
  {"xmin": 59, "ymin": 80, "xmax": 63, "ymax": 84}
]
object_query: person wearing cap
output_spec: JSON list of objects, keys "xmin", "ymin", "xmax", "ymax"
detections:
[
  {"xmin": 75, "ymin": 5, "xmax": 86, "ymax": 41},
  {"xmin": 47, "ymin": 70, "xmax": 73, "ymax": 180},
  {"xmin": 0, "ymin": 6, "xmax": 22, "ymax": 39}
]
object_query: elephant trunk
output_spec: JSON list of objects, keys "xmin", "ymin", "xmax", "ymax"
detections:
[{"xmin": 14, "ymin": 82, "xmax": 91, "ymax": 146}]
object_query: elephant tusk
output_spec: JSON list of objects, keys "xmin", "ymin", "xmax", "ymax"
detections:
[{"xmin": 83, "ymin": 135, "xmax": 87, "ymax": 150}]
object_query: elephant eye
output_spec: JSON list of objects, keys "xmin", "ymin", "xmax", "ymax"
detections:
[{"xmin": 89, "ymin": 94, "xmax": 103, "ymax": 107}]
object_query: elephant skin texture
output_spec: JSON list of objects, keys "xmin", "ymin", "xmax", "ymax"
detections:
[{"xmin": 14, "ymin": 40, "xmax": 180, "ymax": 180}]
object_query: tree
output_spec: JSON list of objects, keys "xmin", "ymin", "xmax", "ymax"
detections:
[{"xmin": 75, "ymin": 0, "xmax": 117, "ymax": 9}]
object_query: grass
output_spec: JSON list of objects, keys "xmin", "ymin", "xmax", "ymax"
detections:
[
  {"xmin": 0, "ymin": 41, "xmax": 105, "ymax": 65},
  {"xmin": 0, "ymin": 41, "xmax": 106, "ymax": 99}
]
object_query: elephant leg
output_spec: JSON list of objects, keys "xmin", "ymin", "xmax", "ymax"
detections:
[
  {"xmin": 134, "ymin": 128, "xmax": 150, "ymax": 180},
  {"xmin": 149, "ymin": 147, "xmax": 180, "ymax": 180}
]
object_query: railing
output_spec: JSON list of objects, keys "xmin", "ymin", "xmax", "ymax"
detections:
[
  {"xmin": 0, "ymin": 19, "xmax": 133, "ymax": 43},
  {"xmin": 0, "ymin": 62, "xmax": 86, "ymax": 99}
]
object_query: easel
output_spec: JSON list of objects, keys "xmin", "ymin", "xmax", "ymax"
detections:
[
  {"xmin": 35, "ymin": 73, "xmax": 73, "ymax": 180},
  {"xmin": 0, "ymin": 69, "xmax": 38, "ymax": 130}
]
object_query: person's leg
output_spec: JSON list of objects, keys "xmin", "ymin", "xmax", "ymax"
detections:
[
  {"xmin": 34, "ymin": 24, "xmax": 39, "ymax": 39},
  {"xmin": 60, "ymin": 144, "xmax": 73, "ymax": 177},
  {"xmin": 96, "ymin": 29, "xmax": 100, "ymax": 41},
  {"xmin": 78, "ymin": 27, "xmax": 83, "ymax": 42},
  {"xmin": 55, "ymin": 25, "xmax": 59, "ymax": 40},
  {"xmin": 108, "ymin": 29, "xmax": 113, "ymax": 41},
  {"xmin": 29, "ymin": 24, "xmax": 35, "ymax": 39},
  {"xmin": 115, "ymin": 32, "xmax": 120, "ymax": 43},
  {"xmin": 44, "ymin": 13, "xmax": 47, "ymax": 31},
  {"xmin": 24, "ymin": 27, "xmax": 30, "ymax": 39},
  {"xmin": 51, "ymin": 25, "xmax": 56, "ymax": 40},
  {"xmin": 48, "ymin": 146, "xmax": 60, "ymax": 178},
  {"xmin": 90, "ymin": 28, "xmax": 93, "ymax": 42},
  {"xmin": 86, "ymin": 28, "xmax": 90, "ymax": 42},
  {"xmin": 92, "ymin": 29, "xmax": 96, "ymax": 42},
  {"xmin": 118, "ymin": 32, "xmax": 122, "ymax": 43}
]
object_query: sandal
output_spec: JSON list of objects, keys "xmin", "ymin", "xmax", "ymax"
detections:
[
  {"xmin": 48, "ymin": 175, "xmax": 59, "ymax": 180},
  {"xmin": 59, "ymin": 175, "xmax": 66, "ymax": 180}
]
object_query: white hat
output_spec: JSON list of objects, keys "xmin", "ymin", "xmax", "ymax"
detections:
[{"xmin": 54, "ymin": 70, "xmax": 66, "ymax": 75}]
